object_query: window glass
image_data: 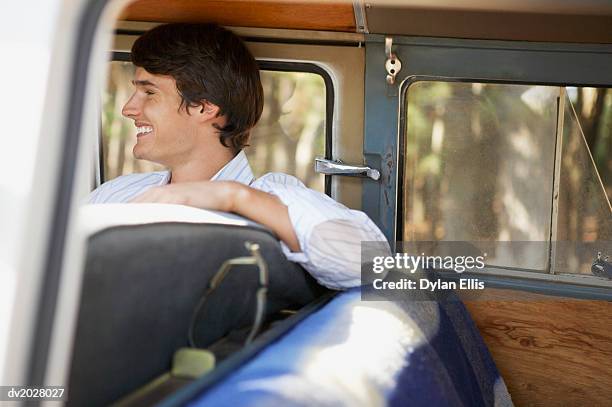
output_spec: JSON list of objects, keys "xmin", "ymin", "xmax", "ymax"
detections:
[
  {"xmin": 101, "ymin": 61, "xmax": 327, "ymax": 192},
  {"xmin": 402, "ymin": 81, "xmax": 611, "ymax": 276},
  {"xmin": 555, "ymin": 88, "xmax": 612, "ymax": 275},
  {"xmin": 403, "ymin": 82, "xmax": 559, "ymax": 271},
  {"xmin": 246, "ymin": 71, "xmax": 326, "ymax": 192},
  {"xmin": 566, "ymin": 88, "xmax": 612, "ymax": 201}
]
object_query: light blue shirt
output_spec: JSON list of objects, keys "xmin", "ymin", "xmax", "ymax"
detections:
[{"xmin": 88, "ymin": 151, "xmax": 388, "ymax": 289}]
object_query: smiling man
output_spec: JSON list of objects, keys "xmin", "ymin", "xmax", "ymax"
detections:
[{"xmin": 89, "ymin": 23, "xmax": 387, "ymax": 289}]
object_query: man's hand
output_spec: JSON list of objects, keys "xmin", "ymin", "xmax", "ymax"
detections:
[{"xmin": 130, "ymin": 181, "xmax": 301, "ymax": 252}]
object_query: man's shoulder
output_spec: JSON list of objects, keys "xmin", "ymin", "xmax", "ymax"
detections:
[
  {"xmin": 254, "ymin": 172, "xmax": 306, "ymax": 188},
  {"xmin": 252, "ymin": 172, "xmax": 339, "ymax": 207},
  {"xmin": 89, "ymin": 171, "xmax": 169, "ymax": 203}
]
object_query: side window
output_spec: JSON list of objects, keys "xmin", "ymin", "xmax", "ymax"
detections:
[
  {"xmin": 401, "ymin": 81, "xmax": 611, "ymax": 276},
  {"xmin": 557, "ymin": 87, "xmax": 612, "ymax": 274},
  {"xmin": 101, "ymin": 60, "xmax": 329, "ymax": 193},
  {"xmin": 247, "ymin": 69, "xmax": 327, "ymax": 192}
]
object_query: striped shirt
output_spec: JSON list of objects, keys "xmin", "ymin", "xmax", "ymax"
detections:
[{"xmin": 88, "ymin": 151, "xmax": 388, "ymax": 289}]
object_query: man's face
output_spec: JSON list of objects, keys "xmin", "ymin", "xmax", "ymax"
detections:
[{"xmin": 122, "ymin": 67, "xmax": 200, "ymax": 167}]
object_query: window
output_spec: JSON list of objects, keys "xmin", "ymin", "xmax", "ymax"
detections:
[
  {"xmin": 401, "ymin": 80, "xmax": 611, "ymax": 276},
  {"xmin": 246, "ymin": 69, "xmax": 326, "ymax": 192},
  {"xmin": 101, "ymin": 60, "xmax": 329, "ymax": 192},
  {"xmin": 556, "ymin": 88, "xmax": 612, "ymax": 274}
]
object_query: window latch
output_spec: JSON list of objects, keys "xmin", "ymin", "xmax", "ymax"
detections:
[
  {"xmin": 385, "ymin": 36, "xmax": 402, "ymax": 85},
  {"xmin": 315, "ymin": 157, "xmax": 380, "ymax": 181},
  {"xmin": 592, "ymin": 252, "xmax": 612, "ymax": 279}
]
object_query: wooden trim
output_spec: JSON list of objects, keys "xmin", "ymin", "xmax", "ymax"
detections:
[
  {"xmin": 121, "ymin": 0, "xmax": 356, "ymax": 32},
  {"xmin": 367, "ymin": 7, "xmax": 612, "ymax": 44},
  {"xmin": 465, "ymin": 289, "xmax": 612, "ymax": 406}
]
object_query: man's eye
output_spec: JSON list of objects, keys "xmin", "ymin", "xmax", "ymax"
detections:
[{"xmin": 145, "ymin": 90, "xmax": 155, "ymax": 95}]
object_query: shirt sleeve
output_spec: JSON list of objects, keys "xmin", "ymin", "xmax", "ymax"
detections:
[{"xmin": 252, "ymin": 173, "xmax": 389, "ymax": 290}]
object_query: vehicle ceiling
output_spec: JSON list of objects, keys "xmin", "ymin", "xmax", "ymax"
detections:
[{"xmin": 121, "ymin": 0, "xmax": 612, "ymax": 43}]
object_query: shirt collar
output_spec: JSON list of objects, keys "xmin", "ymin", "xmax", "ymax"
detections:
[
  {"xmin": 162, "ymin": 150, "xmax": 255, "ymax": 186},
  {"xmin": 210, "ymin": 150, "xmax": 255, "ymax": 185},
  {"xmin": 160, "ymin": 171, "xmax": 171, "ymax": 185}
]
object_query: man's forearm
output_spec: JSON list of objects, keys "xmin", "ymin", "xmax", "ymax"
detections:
[
  {"xmin": 130, "ymin": 180, "xmax": 301, "ymax": 252},
  {"xmin": 230, "ymin": 183, "xmax": 301, "ymax": 252}
]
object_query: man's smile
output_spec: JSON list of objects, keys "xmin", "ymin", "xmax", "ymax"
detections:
[{"xmin": 135, "ymin": 124, "xmax": 154, "ymax": 138}]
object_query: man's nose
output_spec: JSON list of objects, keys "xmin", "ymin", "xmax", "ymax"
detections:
[{"xmin": 122, "ymin": 93, "xmax": 140, "ymax": 118}]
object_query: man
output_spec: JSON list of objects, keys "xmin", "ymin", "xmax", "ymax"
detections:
[{"xmin": 89, "ymin": 23, "xmax": 386, "ymax": 289}]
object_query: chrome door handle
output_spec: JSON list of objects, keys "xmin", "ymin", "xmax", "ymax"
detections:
[{"xmin": 315, "ymin": 157, "xmax": 380, "ymax": 181}]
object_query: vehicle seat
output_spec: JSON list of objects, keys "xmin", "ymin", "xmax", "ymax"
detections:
[{"xmin": 67, "ymin": 204, "xmax": 327, "ymax": 407}]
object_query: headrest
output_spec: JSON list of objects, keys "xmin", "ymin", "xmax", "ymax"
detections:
[{"xmin": 79, "ymin": 203, "xmax": 261, "ymax": 236}]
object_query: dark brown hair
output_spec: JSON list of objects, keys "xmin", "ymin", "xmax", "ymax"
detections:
[{"xmin": 131, "ymin": 23, "xmax": 263, "ymax": 151}]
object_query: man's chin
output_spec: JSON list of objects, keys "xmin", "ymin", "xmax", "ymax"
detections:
[
  {"xmin": 133, "ymin": 148, "xmax": 163, "ymax": 166},
  {"xmin": 132, "ymin": 146, "xmax": 149, "ymax": 161}
]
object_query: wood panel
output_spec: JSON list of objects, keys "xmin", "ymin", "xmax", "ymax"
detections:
[
  {"xmin": 465, "ymin": 291, "xmax": 612, "ymax": 406},
  {"xmin": 121, "ymin": 0, "xmax": 356, "ymax": 32},
  {"xmin": 367, "ymin": 7, "xmax": 612, "ymax": 44}
]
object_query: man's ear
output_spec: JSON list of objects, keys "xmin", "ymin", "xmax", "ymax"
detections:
[{"xmin": 197, "ymin": 100, "xmax": 221, "ymax": 123}]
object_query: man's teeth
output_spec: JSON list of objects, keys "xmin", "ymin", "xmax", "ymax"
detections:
[{"xmin": 136, "ymin": 126, "xmax": 153, "ymax": 134}]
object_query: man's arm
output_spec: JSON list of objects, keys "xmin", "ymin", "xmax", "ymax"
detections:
[
  {"xmin": 131, "ymin": 176, "xmax": 389, "ymax": 289},
  {"xmin": 252, "ymin": 173, "xmax": 389, "ymax": 289},
  {"xmin": 129, "ymin": 181, "xmax": 301, "ymax": 251}
]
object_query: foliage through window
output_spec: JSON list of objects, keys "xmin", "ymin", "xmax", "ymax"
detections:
[
  {"xmin": 402, "ymin": 81, "xmax": 611, "ymax": 276},
  {"xmin": 101, "ymin": 61, "xmax": 327, "ymax": 192}
]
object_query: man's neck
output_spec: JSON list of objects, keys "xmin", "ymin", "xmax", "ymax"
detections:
[{"xmin": 168, "ymin": 149, "xmax": 235, "ymax": 184}]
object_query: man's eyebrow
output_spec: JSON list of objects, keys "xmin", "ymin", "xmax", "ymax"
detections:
[{"xmin": 132, "ymin": 79, "xmax": 159, "ymax": 88}]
